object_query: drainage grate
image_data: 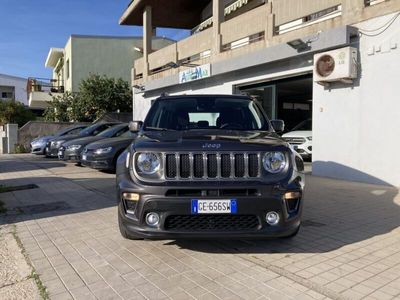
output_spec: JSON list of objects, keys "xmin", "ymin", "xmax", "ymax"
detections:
[
  {"xmin": 18, "ymin": 201, "xmax": 71, "ymax": 214},
  {"xmin": 0, "ymin": 184, "xmax": 39, "ymax": 193}
]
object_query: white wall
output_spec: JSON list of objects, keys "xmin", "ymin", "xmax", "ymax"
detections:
[
  {"xmin": 0, "ymin": 74, "xmax": 28, "ymax": 105},
  {"xmin": 313, "ymin": 12, "xmax": 400, "ymax": 186}
]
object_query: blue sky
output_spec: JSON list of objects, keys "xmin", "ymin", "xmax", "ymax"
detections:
[{"xmin": 0, "ymin": 0, "xmax": 188, "ymax": 79}]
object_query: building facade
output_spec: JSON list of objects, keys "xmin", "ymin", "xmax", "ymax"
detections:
[
  {"xmin": 120, "ymin": 0, "xmax": 400, "ymax": 186},
  {"xmin": 0, "ymin": 73, "xmax": 28, "ymax": 106},
  {"xmin": 28, "ymin": 35, "xmax": 174, "ymax": 109}
]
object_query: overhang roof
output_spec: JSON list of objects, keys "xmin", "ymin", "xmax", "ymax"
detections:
[
  {"xmin": 120, "ymin": 0, "xmax": 210, "ymax": 29},
  {"xmin": 45, "ymin": 48, "xmax": 64, "ymax": 68}
]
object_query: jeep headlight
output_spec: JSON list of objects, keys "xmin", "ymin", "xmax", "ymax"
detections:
[
  {"xmin": 66, "ymin": 145, "xmax": 81, "ymax": 151},
  {"xmin": 94, "ymin": 147, "xmax": 112, "ymax": 155},
  {"xmin": 136, "ymin": 152, "xmax": 161, "ymax": 175},
  {"xmin": 262, "ymin": 152, "xmax": 287, "ymax": 174}
]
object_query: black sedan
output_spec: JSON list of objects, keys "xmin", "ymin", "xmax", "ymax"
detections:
[
  {"xmin": 81, "ymin": 131, "xmax": 137, "ymax": 171},
  {"xmin": 46, "ymin": 122, "xmax": 120, "ymax": 158},
  {"xmin": 58, "ymin": 123, "xmax": 129, "ymax": 163}
]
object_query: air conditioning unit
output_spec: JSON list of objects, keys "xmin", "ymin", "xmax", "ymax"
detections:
[{"xmin": 314, "ymin": 47, "xmax": 358, "ymax": 84}]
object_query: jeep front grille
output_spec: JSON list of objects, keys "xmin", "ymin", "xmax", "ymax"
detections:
[
  {"xmin": 164, "ymin": 152, "xmax": 261, "ymax": 180},
  {"xmin": 164, "ymin": 215, "xmax": 260, "ymax": 231}
]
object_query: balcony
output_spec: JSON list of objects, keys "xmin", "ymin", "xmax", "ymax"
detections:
[
  {"xmin": 27, "ymin": 78, "xmax": 64, "ymax": 109},
  {"xmin": 131, "ymin": 0, "xmax": 398, "ymax": 86}
]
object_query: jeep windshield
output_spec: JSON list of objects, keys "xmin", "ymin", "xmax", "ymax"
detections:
[{"xmin": 143, "ymin": 97, "xmax": 270, "ymax": 131}]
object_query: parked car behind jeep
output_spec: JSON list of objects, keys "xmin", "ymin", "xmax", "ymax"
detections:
[
  {"xmin": 46, "ymin": 122, "xmax": 120, "ymax": 158},
  {"xmin": 81, "ymin": 130, "xmax": 137, "ymax": 171},
  {"xmin": 30, "ymin": 125, "xmax": 87, "ymax": 155}
]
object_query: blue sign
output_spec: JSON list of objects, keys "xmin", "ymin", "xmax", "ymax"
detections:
[{"xmin": 179, "ymin": 64, "xmax": 211, "ymax": 84}]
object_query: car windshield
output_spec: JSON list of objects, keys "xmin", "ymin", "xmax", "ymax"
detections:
[
  {"xmin": 79, "ymin": 124, "xmax": 101, "ymax": 136},
  {"xmin": 292, "ymin": 119, "xmax": 312, "ymax": 131},
  {"xmin": 97, "ymin": 124, "xmax": 128, "ymax": 138},
  {"xmin": 57, "ymin": 126, "xmax": 85, "ymax": 136},
  {"xmin": 144, "ymin": 97, "xmax": 270, "ymax": 131}
]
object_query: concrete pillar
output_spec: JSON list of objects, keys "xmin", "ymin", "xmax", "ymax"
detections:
[
  {"xmin": 212, "ymin": 0, "xmax": 224, "ymax": 57},
  {"xmin": 0, "ymin": 125, "xmax": 6, "ymax": 154},
  {"xmin": 265, "ymin": 2, "xmax": 275, "ymax": 47},
  {"xmin": 6, "ymin": 124, "xmax": 18, "ymax": 154},
  {"xmin": 143, "ymin": 6, "xmax": 152, "ymax": 80}
]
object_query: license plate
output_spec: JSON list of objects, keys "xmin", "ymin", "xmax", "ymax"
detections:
[
  {"xmin": 82, "ymin": 154, "xmax": 87, "ymax": 160},
  {"xmin": 191, "ymin": 199, "xmax": 237, "ymax": 214}
]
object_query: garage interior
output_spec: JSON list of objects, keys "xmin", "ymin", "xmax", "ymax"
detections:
[{"xmin": 237, "ymin": 74, "xmax": 313, "ymax": 131}]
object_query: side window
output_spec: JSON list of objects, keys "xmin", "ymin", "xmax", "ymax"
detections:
[
  {"xmin": 93, "ymin": 125, "xmax": 108, "ymax": 135},
  {"xmin": 115, "ymin": 127, "xmax": 128, "ymax": 137},
  {"xmin": 66, "ymin": 128, "xmax": 82, "ymax": 135}
]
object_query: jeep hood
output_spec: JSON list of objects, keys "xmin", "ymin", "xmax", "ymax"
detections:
[{"xmin": 132, "ymin": 130, "xmax": 288, "ymax": 151}]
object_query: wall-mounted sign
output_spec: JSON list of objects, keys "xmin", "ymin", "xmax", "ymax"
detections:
[{"xmin": 179, "ymin": 64, "xmax": 211, "ymax": 84}]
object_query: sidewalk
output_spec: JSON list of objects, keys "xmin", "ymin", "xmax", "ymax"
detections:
[{"xmin": 0, "ymin": 154, "xmax": 399, "ymax": 300}]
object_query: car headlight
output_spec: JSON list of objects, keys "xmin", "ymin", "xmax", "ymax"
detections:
[
  {"xmin": 136, "ymin": 152, "xmax": 161, "ymax": 175},
  {"xmin": 94, "ymin": 147, "xmax": 113, "ymax": 155},
  {"xmin": 66, "ymin": 145, "xmax": 81, "ymax": 151},
  {"xmin": 262, "ymin": 152, "xmax": 287, "ymax": 174},
  {"xmin": 54, "ymin": 140, "xmax": 65, "ymax": 147},
  {"xmin": 307, "ymin": 136, "xmax": 312, "ymax": 141}
]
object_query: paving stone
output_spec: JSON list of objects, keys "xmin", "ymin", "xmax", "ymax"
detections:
[{"xmin": 2, "ymin": 155, "xmax": 400, "ymax": 300}]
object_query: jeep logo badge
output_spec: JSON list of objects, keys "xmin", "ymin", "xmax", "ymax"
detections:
[{"xmin": 202, "ymin": 143, "xmax": 221, "ymax": 149}]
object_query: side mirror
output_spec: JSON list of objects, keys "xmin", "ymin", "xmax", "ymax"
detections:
[
  {"xmin": 271, "ymin": 119, "xmax": 285, "ymax": 133},
  {"xmin": 129, "ymin": 121, "xmax": 143, "ymax": 132}
]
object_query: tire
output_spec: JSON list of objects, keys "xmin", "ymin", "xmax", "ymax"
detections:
[{"xmin": 118, "ymin": 213, "xmax": 142, "ymax": 240}]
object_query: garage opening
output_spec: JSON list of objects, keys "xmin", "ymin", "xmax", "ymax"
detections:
[
  {"xmin": 236, "ymin": 74, "xmax": 313, "ymax": 162},
  {"xmin": 236, "ymin": 74, "xmax": 312, "ymax": 130}
]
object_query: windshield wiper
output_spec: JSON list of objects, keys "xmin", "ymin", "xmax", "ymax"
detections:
[{"xmin": 145, "ymin": 127, "xmax": 176, "ymax": 132}]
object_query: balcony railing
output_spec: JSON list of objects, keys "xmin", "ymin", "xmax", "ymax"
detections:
[{"xmin": 27, "ymin": 78, "xmax": 64, "ymax": 94}]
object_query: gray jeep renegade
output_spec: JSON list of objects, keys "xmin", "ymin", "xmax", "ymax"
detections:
[{"xmin": 116, "ymin": 94, "xmax": 305, "ymax": 239}]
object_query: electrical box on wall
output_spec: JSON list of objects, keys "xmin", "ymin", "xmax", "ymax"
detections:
[{"xmin": 313, "ymin": 47, "xmax": 358, "ymax": 85}]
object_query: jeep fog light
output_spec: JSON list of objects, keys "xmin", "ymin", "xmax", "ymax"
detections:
[
  {"xmin": 122, "ymin": 193, "xmax": 140, "ymax": 201},
  {"xmin": 284, "ymin": 191, "xmax": 301, "ymax": 200},
  {"xmin": 266, "ymin": 211, "xmax": 280, "ymax": 226},
  {"xmin": 146, "ymin": 213, "xmax": 160, "ymax": 226}
]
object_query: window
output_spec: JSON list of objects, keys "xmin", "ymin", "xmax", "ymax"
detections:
[
  {"xmin": 144, "ymin": 97, "xmax": 270, "ymax": 131},
  {"xmin": 66, "ymin": 59, "xmax": 70, "ymax": 79}
]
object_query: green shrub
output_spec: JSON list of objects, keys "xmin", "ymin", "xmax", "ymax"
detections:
[{"xmin": 0, "ymin": 100, "xmax": 36, "ymax": 127}]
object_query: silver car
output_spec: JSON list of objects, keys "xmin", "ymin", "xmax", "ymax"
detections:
[{"xmin": 30, "ymin": 125, "xmax": 87, "ymax": 155}]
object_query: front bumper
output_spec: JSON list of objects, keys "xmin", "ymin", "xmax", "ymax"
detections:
[
  {"xmin": 81, "ymin": 155, "xmax": 114, "ymax": 170},
  {"xmin": 117, "ymin": 172, "xmax": 304, "ymax": 239},
  {"xmin": 292, "ymin": 143, "xmax": 312, "ymax": 158},
  {"xmin": 58, "ymin": 148, "xmax": 81, "ymax": 162},
  {"xmin": 30, "ymin": 142, "xmax": 46, "ymax": 154}
]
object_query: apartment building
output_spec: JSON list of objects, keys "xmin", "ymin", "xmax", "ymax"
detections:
[
  {"xmin": 0, "ymin": 73, "xmax": 28, "ymax": 105},
  {"xmin": 120, "ymin": 0, "xmax": 400, "ymax": 186},
  {"xmin": 28, "ymin": 35, "xmax": 174, "ymax": 109}
]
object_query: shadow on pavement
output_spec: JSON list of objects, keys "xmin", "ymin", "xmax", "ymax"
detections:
[
  {"xmin": 170, "ymin": 162, "xmax": 399, "ymax": 254},
  {"xmin": 1, "ymin": 156, "xmax": 399, "ymax": 255}
]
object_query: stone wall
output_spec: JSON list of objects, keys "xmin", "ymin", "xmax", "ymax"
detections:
[{"xmin": 18, "ymin": 121, "xmax": 90, "ymax": 150}]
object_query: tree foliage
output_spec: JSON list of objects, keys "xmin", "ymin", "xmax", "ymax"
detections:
[
  {"xmin": 43, "ymin": 92, "xmax": 80, "ymax": 122},
  {"xmin": 44, "ymin": 74, "xmax": 132, "ymax": 122},
  {"xmin": 0, "ymin": 100, "xmax": 36, "ymax": 127}
]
